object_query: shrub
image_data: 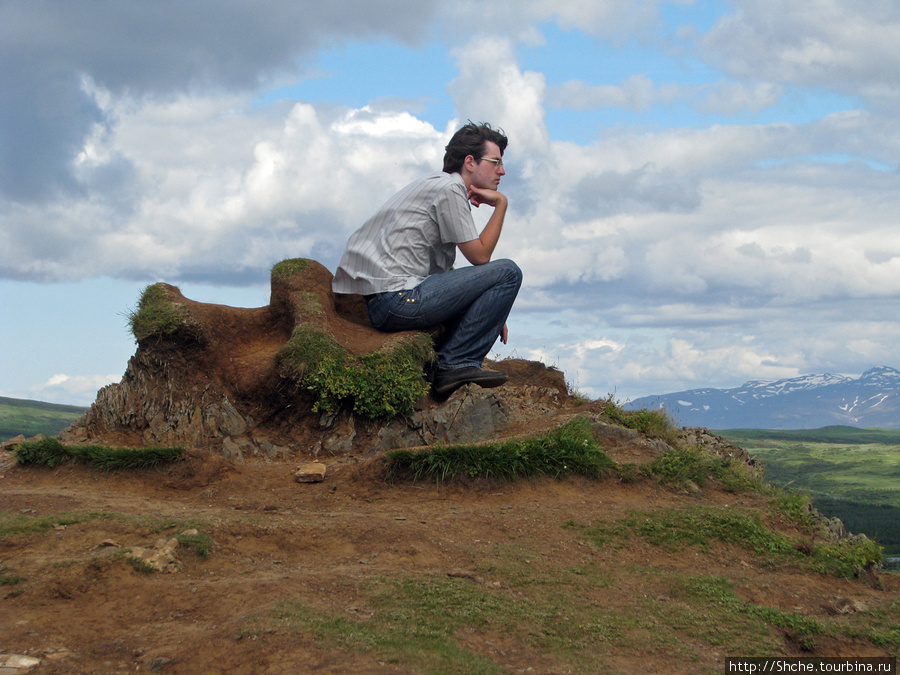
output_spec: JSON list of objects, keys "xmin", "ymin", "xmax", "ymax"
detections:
[{"xmin": 276, "ymin": 327, "xmax": 433, "ymax": 419}]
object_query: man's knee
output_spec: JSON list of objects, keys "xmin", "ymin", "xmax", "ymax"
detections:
[{"xmin": 494, "ymin": 258, "xmax": 522, "ymax": 287}]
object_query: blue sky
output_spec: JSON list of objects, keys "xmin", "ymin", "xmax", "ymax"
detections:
[{"xmin": 3, "ymin": 0, "xmax": 900, "ymax": 407}]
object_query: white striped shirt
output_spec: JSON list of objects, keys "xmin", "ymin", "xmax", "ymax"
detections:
[{"xmin": 332, "ymin": 172, "xmax": 478, "ymax": 295}]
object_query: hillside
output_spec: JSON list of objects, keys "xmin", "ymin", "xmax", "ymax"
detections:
[
  {"xmin": 627, "ymin": 367, "xmax": 900, "ymax": 429},
  {"xmin": 1, "ymin": 260, "xmax": 898, "ymax": 672},
  {"xmin": 0, "ymin": 397, "xmax": 87, "ymax": 440}
]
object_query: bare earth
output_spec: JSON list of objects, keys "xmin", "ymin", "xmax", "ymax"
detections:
[{"xmin": 1, "ymin": 439, "xmax": 897, "ymax": 674}]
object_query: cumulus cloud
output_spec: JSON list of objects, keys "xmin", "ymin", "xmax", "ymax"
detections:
[
  {"xmin": 448, "ymin": 38, "xmax": 551, "ymax": 158},
  {"xmin": 699, "ymin": 81, "xmax": 783, "ymax": 115},
  {"xmin": 0, "ymin": 0, "xmax": 439, "ymax": 201},
  {"xmin": 701, "ymin": 0, "xmax": 900, "ymax": 107}
]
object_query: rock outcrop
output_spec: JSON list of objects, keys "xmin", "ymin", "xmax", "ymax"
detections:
[{"xmin": 59, "ymin": 259, "xmax": 571, "ymax": 458}]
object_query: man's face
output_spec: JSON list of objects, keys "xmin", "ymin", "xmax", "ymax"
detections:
[{"xmin": 469, "ymin": 141, "xmax": 505, "ymax": 190}]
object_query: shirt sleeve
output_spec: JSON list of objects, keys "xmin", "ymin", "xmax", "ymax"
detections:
[{"xmin": 433, "ymin": 180, "xmax": 479, "ymax": 244}]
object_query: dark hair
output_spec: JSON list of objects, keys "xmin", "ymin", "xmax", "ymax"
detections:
[{"xmin": 442, "ymin": 121, "xmax": 508, "ymax": 174}]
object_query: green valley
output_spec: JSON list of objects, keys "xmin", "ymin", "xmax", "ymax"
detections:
[{"xmin": 719, "ymin": 426, "xmax": 900, "ymax": 557}]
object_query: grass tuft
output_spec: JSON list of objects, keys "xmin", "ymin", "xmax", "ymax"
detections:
[
  {"xmin": 128, "ymin": 283, "xmax": 195, "ymax": 342},
  {"xmin": 12, "ymin": 437, "xmax": 184, "ymax": 471},
  {"xmin": 596, "ymin": 395, "xmax": 678, "ymax": 444},
  {"xmin": 384, "ymin": 417, "xmax": 614, "ymax": 483},
  {"xmin": 646, "ymin": 446, "xmax": 763, "ymax": 493},
  {"xmin": 271, "ymin": 258, "xmax": 311, "ymax": 278},
  {"xmin": 0, "ymin": 564, "xmax": 26, "ymax": 586}
]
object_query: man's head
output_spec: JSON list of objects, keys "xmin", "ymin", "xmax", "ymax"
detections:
[{"xmin": 442, "ymin": 122, "xmax": 508, "ymax": 174}]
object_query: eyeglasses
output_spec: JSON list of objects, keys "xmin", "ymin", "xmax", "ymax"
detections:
[{"xmin": 479, "ymin": 156, "xmax": 504, "ymax": 168}]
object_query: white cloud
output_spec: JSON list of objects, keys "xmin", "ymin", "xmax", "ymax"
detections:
[
  {"xmin": 549, "ymin": 75, "xmax": 683, "ymax": 112},
  {"xmin": 699, "ymin": 81, "xmax": 783, "ymax": 115},
  {"xmin": 448, "ymin": 38, "xmax": 551, "ymax": 157},
  {"xmin": 27, "ymin": 374, "xmax": 121, "ymax": 407},
  {"xmin": 701, "ymin": 0, "xmax": 900, "ymax": 106}
]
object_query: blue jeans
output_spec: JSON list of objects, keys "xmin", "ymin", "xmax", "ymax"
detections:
[{"xmin": 366, "ymin": 259, "xmax": 522, "ymax": 370}]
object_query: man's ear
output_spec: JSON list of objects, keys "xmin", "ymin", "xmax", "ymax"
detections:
[{"xmin": 463, "ymin": 154, "xmax": 477, "ymax": 172}]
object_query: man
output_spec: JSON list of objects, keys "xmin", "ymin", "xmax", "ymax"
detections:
[{"xmin": 332, "ymin": 122, "xmax": 522, "ymax": 398}]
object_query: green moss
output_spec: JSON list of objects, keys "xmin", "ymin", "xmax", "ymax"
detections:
[
  {"xmin": 128, "ymin": 283, "xmax": 194, "ymax": 342},
  {"xmin": 276, "ymin": 326, "xmax": 433, "ymax": 419},
  {"xmin": 271, "ymin": 258, "xmax": 311, "ymax": 278}
]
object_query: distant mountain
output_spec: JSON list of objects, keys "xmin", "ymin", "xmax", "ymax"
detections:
[{"xmin": 626, "ymin": 366, "xmax": 900, "ymax": 429}]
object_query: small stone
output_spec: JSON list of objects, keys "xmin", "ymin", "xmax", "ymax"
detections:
[
  {"xmin": 294, "ymin": 463, "xmax": 327, "ymax": 483},
  {"xmin": 0, "ymin": 653, "xmax": 42, "ymax": 672}
]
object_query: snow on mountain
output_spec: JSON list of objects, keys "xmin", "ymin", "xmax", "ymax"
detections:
[{"xmin": 626, "ymin": 366, "xmax": 900, "ymax": 429}]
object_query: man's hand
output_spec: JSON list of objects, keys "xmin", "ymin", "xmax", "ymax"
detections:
[
  {"xmin": 501, "ymin": 323, "xmax": 508, "ymax": 344},
  {"xmin": 468, "ymin": 185, "xmax": 506, "ymax": 209},
  {"xmin": 458, "ymin": 185, "xmax": 509, "ymax": 266}
]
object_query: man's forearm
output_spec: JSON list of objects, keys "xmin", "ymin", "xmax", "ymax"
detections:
[{"xmin": 458, "ymin": 194, "xmax": 507, "ymax": 265}]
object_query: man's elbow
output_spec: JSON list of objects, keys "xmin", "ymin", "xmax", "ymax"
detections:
[{"xmin": 458, "ymin": 242, "xmax": 491, "ymax": 266}]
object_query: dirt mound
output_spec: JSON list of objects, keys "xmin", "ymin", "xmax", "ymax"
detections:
[{"xmin": 60, "ymin": 259, "xmax": 572, "ymax": 459}]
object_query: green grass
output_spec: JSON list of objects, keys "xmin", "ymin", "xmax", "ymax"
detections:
[
  {"xmin": 0, "ymin": 510, "xmax": 117, "ymax": 539},
  {"xmin": 0, "ymin": 396, "xmax": 87, "ymax": 440},
  {"xmin": 581, "ymin": 504, "xmax": 883, "ymax": 577},
  {"xmin": 241, "ymin": 551, "xmax": 900, "ymax": 672},
  {"xmin": 12, "ymin": 437, "xmax": 184, "ymax": 470},
  {"xmin": 384, "ymin": 417, "xmax": 615, "ymax": 483},
  {"xmin": 644, "ymin": 446, "xmax": 764, "ymax": 493},
  {"xmin": 596, "ymin": 395, "xmax": 679, "ymax": 444},
  {"xmin": 273, "ymin": 577, "xmax": 508, "ymax": 674},
  {"xmin": 0, "ymin": 564, "xmax": 26, "ymax": 586},
  {"xmin": 128, "ymin": 283, "xmax": 197, "ymax": 342},
  {"xmin": 271, "ymin": 257, "xmax": 311, "ymax": 278}
]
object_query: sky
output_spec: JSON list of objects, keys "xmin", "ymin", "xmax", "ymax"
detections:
[{"xmin": 2, "ymin": 0, "xmax": 900, "ymax": 407}]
